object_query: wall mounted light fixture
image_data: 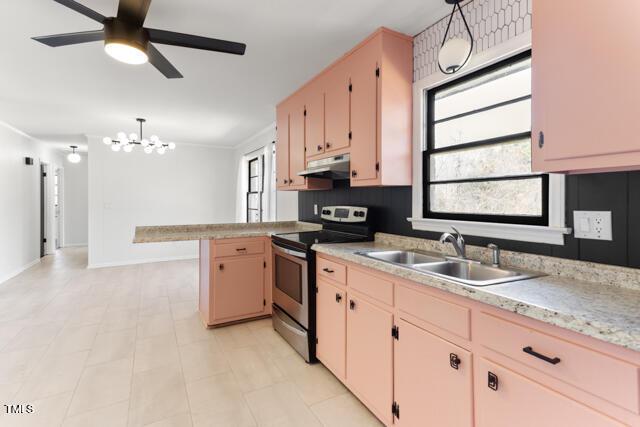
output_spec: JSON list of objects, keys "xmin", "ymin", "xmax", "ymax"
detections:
[{"xmin": 438, "ymin": 0, "xmax": 474, "ymax": 75}]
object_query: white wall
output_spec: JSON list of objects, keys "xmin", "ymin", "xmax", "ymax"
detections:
[
  {"xmin": 88, "ymin": 137, "xmax": 236, "ymax": 268},
  {"xmin": 232, "ymin": 124, "xmax": 298, "ymax": 222},
  {"xmin": 0, "ymin": 121, "xmax": 64, "ymax": 284},
  {"xmin": 63, "ymin": 153, "xmax": 88, "ymax": 247}
]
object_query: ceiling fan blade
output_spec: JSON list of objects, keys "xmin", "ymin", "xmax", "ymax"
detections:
[
  {"xmin": 32, "ymin": 30, "xmax": 104, "ymax": 47},
  {"xmin": 147, "ymin": 28, "xmax": 246, "ymax": 55},
  {"xmin": 117, "ymin": 0, "xmax": 152, "ymax": 27},
  {"xmin": 147, "ymin": 43, "xmax": 183, "ymax": 79},
  {"xmin": 53, "ymin": 0, "xmax": 106, "ymax": 23}
]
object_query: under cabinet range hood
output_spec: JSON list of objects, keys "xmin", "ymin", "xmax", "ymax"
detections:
[{"xmin": 298, "ymin": 154, "xmax": 350, "ymax": 180}]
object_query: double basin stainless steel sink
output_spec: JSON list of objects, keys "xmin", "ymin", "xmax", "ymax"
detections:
[{"xmin": 355, "ymin": 250, "xmax": 542, "ymax": 287}]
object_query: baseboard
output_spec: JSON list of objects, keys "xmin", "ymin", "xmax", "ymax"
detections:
[
  {"xmin": 87, "ymin": 254, "xmax": 198, "ymax": 269},
  {"xmin": 63, "ymin": 243, "xmax": 88, "ymax": 248},
  {"xmin": 0, "ymin": 258, "xmax": 41, "ymax": 285}
]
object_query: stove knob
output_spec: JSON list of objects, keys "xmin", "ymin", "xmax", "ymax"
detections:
[{"xmin": 322, "ymin": 209, "xmax": 331, "ymax": 215}]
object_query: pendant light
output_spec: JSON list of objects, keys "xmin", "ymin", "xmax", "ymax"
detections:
[
  {"xmin": 67, "ymin": 145, "xmax": 81, "ymax": 163},
  {"xmin": 103, "ymin": 118, "xmax": 176, "ymax": 155},
  {"xmin": 438, "ymin": 0, "xmax": 474, "ymax": 75}
]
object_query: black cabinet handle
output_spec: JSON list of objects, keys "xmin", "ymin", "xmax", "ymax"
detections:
[
  {"xmin": 522, "ymin": 346, "xmax": 561, "ymax": 365},
  {"xmin": 351, "ymin": 170, "xmax": 357, "ymax": 177},
  {"xmin": 219, "ymin": 264, "xmax": 224, "ymax": 271},
  {"xmin": 322, "ymin": 268, "xmax": 334, "ymax": 273},
  {"xmin": 349, "ymin": 300, "xmax": 356, "ymax": 310},
  {"xmin": 326, "ymin": 142, "xmax": 331, "ymax": 148},
  {"xmin": 335, "ymin": 293, "xmax": 342, "ymax": 303},
  {"xmin": 538, "ymin": 131, "xmax": 545, "ymax": 148},
  {"xmin": 317, "ymin": 145, "xmax": 323, "ymax": 151},
  {"xmin": 449, "ymin": 353, "xmax": 460, "ymax": 370},
  {"xmin": 488, "ymin": 372, "xmax": 498, "ymax": 391},
  {"xmin": 236, "ymin": 247, "xmax": 247, "ymax": 252}
]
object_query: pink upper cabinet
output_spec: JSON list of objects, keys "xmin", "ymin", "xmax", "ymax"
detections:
[
  {"xmin": 305, "ymin": 80, "xmax": 325, "ymax": 158},
  {"xmin": 532, "ymin": 1, "xmax": 640, "ymax": 173},
  {"xmin": 324, "ymin": 61, "xmax": 351, "ymax": 154},
  {"xmin": 275, "ymin": 102, "xmax": 290, "ymax": 189}
]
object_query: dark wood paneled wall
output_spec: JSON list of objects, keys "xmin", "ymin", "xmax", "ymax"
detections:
[{"xmin": 298, "ymin": 172, "xmax": 640, "ymax": 268}]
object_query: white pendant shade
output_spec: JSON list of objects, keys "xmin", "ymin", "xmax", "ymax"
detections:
[
  {"xmin": 438, "ymin": 38, "xmax": 472, "ymax": 74},
  {"xmin": 67, "ymin": 152, "xmax": 81, "ymax": 163},
  {"xmin": 104, "ymin": 42, "xmax": 148, "ymax": 65}
]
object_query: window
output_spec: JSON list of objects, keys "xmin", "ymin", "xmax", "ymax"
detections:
[
  {"xmin": 423, "ymin": 51, "xmax": 548, "ymax": 226},
  {"xmin": 247, "ymin": 156, "xmax": 264, "ymax": 223}
]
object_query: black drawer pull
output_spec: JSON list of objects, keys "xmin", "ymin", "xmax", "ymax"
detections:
[
  {"xmin": 349, "ymin": 300, "xmax": 355, "ymax": 310},
  {"xmin": 335, "ymin": 293, "xmax": 342, "ymax": 303},
  {"xmin": 326, "ymin": 142, "xmax": 331, "ymax": 148},
  {"xmin": 449, "ymin": 353, "xmax": 460, "ymax": 370},
  {"xmin": 488, "ymin": 372, "xmax": 498, "ymax": 391},
  {"xmin": 236, "ymin": 247, "xmax": 247, "ymax": 251},
  {"xmin": 522, "ymin": 346, "xmax": 561, "ymax": 365},
  {"xmin": 219, "ymin": 264, "xmax": 224, "ymax": 271},
  {"xmin": 322, "ymin": 268, "xmax": 334, "ymax": 273}
]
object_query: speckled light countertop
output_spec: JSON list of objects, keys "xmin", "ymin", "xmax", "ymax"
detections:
[
  {"xmin": 133, "ymin": 221, "xmax": 321, "ymax": 243},
  {"xmin": 313, "ymin": 235, "xmax": 640, "ymax": 352}
]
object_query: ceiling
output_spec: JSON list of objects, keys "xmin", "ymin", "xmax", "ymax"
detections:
[{"xmin": 0, "ymin": 0, "xmax": 449, "ymax": 149}]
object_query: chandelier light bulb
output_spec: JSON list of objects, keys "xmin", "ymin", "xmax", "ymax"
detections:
[
  {"xmin": 117, "ymin": 131, "xmax": 127, "ymax": 141},
  {"xmin": 111, "ymin": 143, "xmax": 121, "ymax": 152},
  {"xmin": 150, "ymin": 135, "xmax": 159, "ymax": 143},
  {"xmin": 144, "ymin": 146, "xmax": 153, "ymax": 154},
  {"xmin": 141, "ymin": 139, "xmax": 149, "ymax": 147},
  {"xmin": 102, "ymin": 136, "xmax": 112, "ymax": 145},
  {"xmin": 168, "ymin": 142, "xmax": 176, "ymax": 150},
  {"xmin": 123, "ymin": 144, "xmax": 133, "ymax": 153},
  {"xmin": 128, "ymin": 133, "xmax": 138, "ymax": 142},
  {"xmin": 157, "ymin": 147, "xmax": 166, "ymax": 155}
]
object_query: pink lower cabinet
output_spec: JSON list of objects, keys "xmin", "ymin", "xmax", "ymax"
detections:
[
  {"xmin": 316, "ymin": 279, "xmax": 346, "ymax": 381},
  {"xmin": 212, "ymin": 255, "xmax": 265, "ymax": 322},
  {"xmin": 346, "ymin": 291, "xmax": 394, "ymax": 425},
  {"xmin": 394, "ymin": 319, "xmax": 473, "ymax": 426},
  {"xmin": 475, "ymin": 358, "xmax": 624, "ymax": 427}
]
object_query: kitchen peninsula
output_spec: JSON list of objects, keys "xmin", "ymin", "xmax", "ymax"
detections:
[{"xmin": 134, "ymin": 221, "xmax": 320, "ymax": 327}]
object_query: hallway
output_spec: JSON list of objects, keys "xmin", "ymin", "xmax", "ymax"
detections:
[{"xmin": 0, "ymin": 249, "xmax": 380, "ymax": 426}]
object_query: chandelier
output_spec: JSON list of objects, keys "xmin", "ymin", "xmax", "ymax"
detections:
[{"xmin": 102, "ymin": 118, "xmax": 176, "ymax": 155}]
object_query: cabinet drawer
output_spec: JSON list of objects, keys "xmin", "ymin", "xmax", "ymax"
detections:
[
  {"xmin": 477, "ymin": 312, "xmax": 640, "ymax": 414},
  {"xmin": 348, "ymin": 267, "xmax": 393, "ymax": 306},
  {"xmin": 215, "ymin": 239, "xmax": 264, "ymax": 258},
  {"xmin": 317, "ymin": 257, "xmax": 346, "ymax": 285},
  {"xmin": 397, "ymin": 284, "xmax": 470, "ymax": 340}
]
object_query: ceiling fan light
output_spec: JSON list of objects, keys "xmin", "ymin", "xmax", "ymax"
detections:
[
  {"xmin": 438, "ymin": 37, "xmax": 472, "ymax": 74},
  {"xmin": 102, "ymin": 137, "xmax": 112, "ymax": 145},
  {"xmin": 104, "ymin": 42, "xmax": 148, "ymax": 65}
]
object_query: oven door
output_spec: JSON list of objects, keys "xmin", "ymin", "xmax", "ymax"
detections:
[{"xmin": 272, "ymin": 242, "xmax": 309, "ymax": 329}]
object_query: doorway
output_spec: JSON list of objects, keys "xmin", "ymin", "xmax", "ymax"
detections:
[{"xmin": 40, "ymin": 164, "xmax": 47, "ymax": 258}]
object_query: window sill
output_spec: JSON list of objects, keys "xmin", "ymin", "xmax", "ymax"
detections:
[{"xmin": 408, "ymin": 217, "xmax": 572, "ymax": 245}]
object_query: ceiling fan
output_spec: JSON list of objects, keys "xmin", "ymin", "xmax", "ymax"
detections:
[{"xmin": 32, "ymin": 0, "xmax": 246, "ymax": 78}]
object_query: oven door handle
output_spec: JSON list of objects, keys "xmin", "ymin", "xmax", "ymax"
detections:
[{"xmin": 272, "ymin": 242, "xmax": 307, "ymax": 260}]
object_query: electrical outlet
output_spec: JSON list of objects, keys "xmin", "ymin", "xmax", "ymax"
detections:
[
  {"xmin": 573, "ymin": 211, "xmax": 612, "ymax": 241},
  {"xmin": 314, "ymin": 204, "xmax": 318, "ymax": 216}
]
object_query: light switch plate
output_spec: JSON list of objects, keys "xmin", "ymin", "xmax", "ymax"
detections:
[
  {"xmin": 314, "ymin": 204, "xmax": 318, "ymax": 215},
  {"xmin": 573, "ymin": 211, "xmax": 612, "ymax": 240}
]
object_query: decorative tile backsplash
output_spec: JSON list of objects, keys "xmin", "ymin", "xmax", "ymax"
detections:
[{"xmin": 413, "ymin": 0, "xmax": 532, "ymax": 81}]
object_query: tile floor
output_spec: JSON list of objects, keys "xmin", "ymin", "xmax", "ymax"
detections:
[{"xmin": 0, "ymin": 248, "xmax": 382, "ymax": 426}]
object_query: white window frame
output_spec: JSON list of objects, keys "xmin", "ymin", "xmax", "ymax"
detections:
[{"xmin": 409, "ymin": 31, "xmax": 572, "ymax": 245}]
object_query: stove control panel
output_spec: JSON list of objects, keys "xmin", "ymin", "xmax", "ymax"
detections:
[{"xmin": 321, "ymin": 206, "xmax": 368, "ymax": 223}]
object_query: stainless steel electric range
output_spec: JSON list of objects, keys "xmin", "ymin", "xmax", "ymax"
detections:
[{"xmin": 271, "ymin": 206, "xmax": 372, "ymax": 362}]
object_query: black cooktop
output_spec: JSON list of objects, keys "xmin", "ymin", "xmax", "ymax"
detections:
[{"xmin": 272, "ymin": 229, "xmax": 369, "ymax": 251}]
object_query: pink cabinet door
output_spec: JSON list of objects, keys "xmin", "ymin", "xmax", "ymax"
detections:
[
  {"xmin": 531, "ymin": 1, "xmax": 640, "ymax": 172},
  {"xmin": 288, "ymin": 97, "xmax": 306, "ymax": 187},
  {"xmin": 475, "ymin": 358, "xmax": 624, "ymax": 427},
  {"xmin": 348, "ymin": 36, "xmax": 380, "ymax": 183},
  {"xmin": 394, "ymin": 319, "xmax": 473, "ymax": 427},
  {"xmin": 346, "ymin": 293, "xmax": 393, "ymax": 424},
  {"xmin": 212, "ymin": 255, "xmax": 265, "ymax": 321},
  {"xmin": 305, "ymin": 82, "xmax": 325, "ymax": 157},
  {"xmin": 316, "ymin": 279, "xmax": 346, "ymax": 381},
  {"xmin": 324, "ymin": 61, "xmax": 350, "ymax": 152},
  {"xmin": 275, "ymin": 104, "xmax": 290, "ymax": 189}
]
